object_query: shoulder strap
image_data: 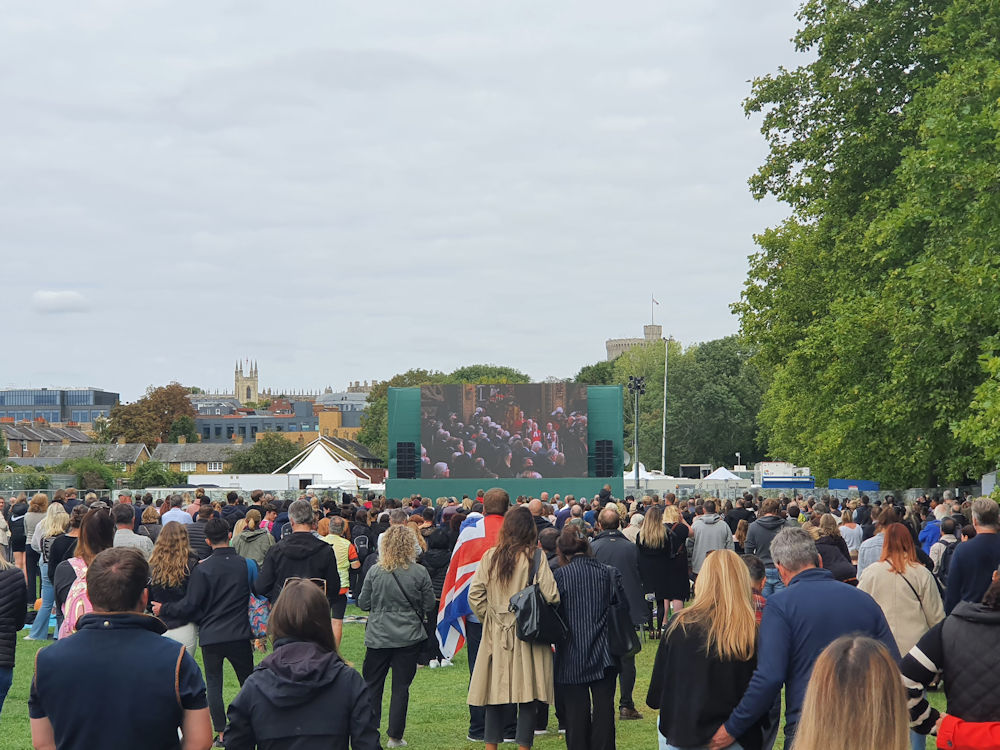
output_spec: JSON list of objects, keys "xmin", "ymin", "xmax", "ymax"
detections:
[
  {"xmin": 390, "ymin": 570, "xmax": 425, "ymax": 623},
  {"xmin": 899, "ymin": 569, "xmax": 922, "ymax": 604},
  {"xmin": 529, "ymin": 548, "xmax": 541, "ymax": 585}
]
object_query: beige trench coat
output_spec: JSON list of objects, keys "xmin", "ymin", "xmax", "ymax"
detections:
[{"xmin": 467, "ymin": 548, "xmax": 560, "ymax": 706}]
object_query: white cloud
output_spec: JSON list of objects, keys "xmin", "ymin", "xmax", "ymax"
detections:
[{"xmin": 31, "ymin": 290, "xmax": 93, "ymax": 314}]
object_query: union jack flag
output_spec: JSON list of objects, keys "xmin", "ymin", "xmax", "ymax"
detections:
[{"xmin": 436, "ymin": 513, "xmax": 503, "ymax": 659}]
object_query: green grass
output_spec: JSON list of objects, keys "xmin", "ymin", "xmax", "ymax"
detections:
[{"xmin": 1, "ymin": 611, "xmax": 946, "ymax": 749}]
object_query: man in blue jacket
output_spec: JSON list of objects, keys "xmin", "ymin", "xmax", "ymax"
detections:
[{"xmin": 709, "ymin": 527, "xmax": 897, "ymax": 750}]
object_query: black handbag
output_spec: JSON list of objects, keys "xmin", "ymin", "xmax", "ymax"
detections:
[
  {"xmin": 509, "ymin": 549, "xmax": 568, "ymax": 645},
  {"xmin": 605, "ymin": 566, "xmax": 642, "ymax": 658}
]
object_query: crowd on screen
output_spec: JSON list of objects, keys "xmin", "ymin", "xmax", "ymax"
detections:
[
  {"xmin": 421, "ymin": 400, "xmax": 588, "ymax": 480},
  {"xmin": 0, "ymin": 486, "xmax": 999, "ymax": 749}
]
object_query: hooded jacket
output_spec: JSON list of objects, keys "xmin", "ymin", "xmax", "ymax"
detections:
[
  {"xmin": 254, "ymin": 532, "xmax": 341, "ymax": 607},
  {"xmin": 744, "ymin": 514, "xmax": 787, "ymax": 567},
  {"xmin": 222, "ymin": 640, "xmax": 379, "ymax": 750},
  {"xmin": 419, "ymin": 528, "xmax": 451, "ymax": 600},
  {"xmin": 233, "ymin": 527, "xmax": 275, "ymax": 567},
  {"xmin": 0, "ymin": 566, "xmax": 27, "ymax": 668},
  {"xmin": 690, "ymin": 514, "xmax": 734, "ymax": 574}
]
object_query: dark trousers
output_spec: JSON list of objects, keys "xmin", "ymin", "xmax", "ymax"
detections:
[
  {"xmin": 202, "ymin": 639, "xmax": 253, "ymax": 732},
  {"xmin": 363, "ymin": 643, "xmax": 419, "ymax": 740},
  {"xmin": 534, "ymin": 696, "xmax": 566, "ymax": 732},
  {"xmin": 617, "ymin": 653, "xmax": 636, "ymax": 710},
  {"xmin": 485, "ymin": 702, "xmax": 535, "ymax": 747},
  {"xmin": 560, "ymin": 668, "xmax": 618, "ymax": 750},
  {"xmin": 26, "ymin": 548, "xmax": 40, "ymax": 600},
  {"xmin": 419, "ymin": 601, "xmax": 443, "ymax": 664},
  {"xmin": 466, "ymin": 621, "xmax": 516, "ymax": 740},
  {"xmin": 761, "ymin": 692, "xmax": 781, "ymax": 750}
]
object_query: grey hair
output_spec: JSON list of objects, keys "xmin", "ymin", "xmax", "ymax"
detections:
[
  {"xmin": 770, "ymin": 527, "xmax": 820, "ymax": 572},
  {"xmin": 943, "ymin": 490, "xmax": 955, "ymax": 501},
  {"xmin": 288, "ymin": 499, "xmax": 315, "ymax": 526},
  {"xmin": 389, "ymin": 509, "xmax": 408, "ymax": 525},
  {"xmin": 972, "ymin": 498, "xmax": 999, "ymax": 530}
]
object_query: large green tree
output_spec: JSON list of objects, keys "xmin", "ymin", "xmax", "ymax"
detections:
[
  {"xmin": 357, "ymin": 365, "xmax": 532, "ymax": 462},
  {"xmin": 735, "ymin": 0, "xmax": 1000, "ymax": 486},
  {"xmin": 108, "ymin": 383, "xmax": 198, "ymax": 447},
  {"xmin": 228, "ymin": 433, "xmax": 302, "ymax": 474}
]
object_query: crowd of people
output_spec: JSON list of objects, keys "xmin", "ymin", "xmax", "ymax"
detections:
[{"xmin": 0, "ymin": 484, "xmax": 999, "ymax": 749}]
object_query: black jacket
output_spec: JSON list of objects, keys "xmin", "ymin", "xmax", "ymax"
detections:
[
  {"xmin": 0, "ymin": 566, "xmax": 27, "ymax": 668},
  {"xmin": 186, "ymin": 520, "xmax": 212, "ymax": 560},
  {"xmin": 160, "ymin": 547, "xmax": 251, "ymax": 646},
  {"xmin": 223, "ymin": 639, "xmax": 379, "ymax": 750},
  {"xmin": 590, "ymin": 529, "xmax": 646, "ymax": 626},
  {"xmin": 419, "ymin": 529, "xmax": 451, "ymax": 600},
  {"xmin": 815, "ymin": 535, "xmax": 856, "ymax": 582},
  {"xmin": 255, "ymin": 532, "xmax": 341, "ymax": 607}
]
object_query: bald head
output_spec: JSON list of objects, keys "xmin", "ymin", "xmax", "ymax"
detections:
[
  {"xmin": 598, "ymin": 507, "xmax": 620, "ymax": 531},
  {"xmin": 528, "ymin": 498, "xmax": 543, "ymax": 516}
]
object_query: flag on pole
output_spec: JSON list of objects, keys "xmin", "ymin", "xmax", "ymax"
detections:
[
  {"xmin": 436, "ymin": 513, "xmax": 504, "ymax": 659},
  {"xmin": 652, "ymin": 296, "xmax": 659, "ymax": 305}
]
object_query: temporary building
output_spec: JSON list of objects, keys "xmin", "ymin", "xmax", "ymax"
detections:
[{"xmin": 272, "ymin": 436, "xmax": 371, "ymax": 492}]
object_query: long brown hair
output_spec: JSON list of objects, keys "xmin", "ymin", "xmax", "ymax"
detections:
[
  {"xmin": 880, "ymin": 523, "xmax": 919, "ymax": 573},
  {"xmin": 150, "ymin": 522, "xmax": 192, "ymax": 588},
  {"xmin": 488, "ymin": 506, "xmax": 537, "ymax": 586},
  {"xmin": 667, "ymin": 549, "xmax": 756, "ymax": 661},
  {"xmin": 75, "ymin": 508, "xmax": 115, "ymax": 565},
  {"xmin": 734, "ymin": 519, "xmax": 749, "ymax": 546},
  {"xmin": 269, "ymin": 578, "xmax": 339, "ymax": 654},
  {"xmin": 794, "ymin": 636, "xmax": 908, "ymax": 750}
]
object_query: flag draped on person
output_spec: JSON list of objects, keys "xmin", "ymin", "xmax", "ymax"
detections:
[{"xmin": 436, "ymin": 512, "xmax": 504, "ymax": 659}]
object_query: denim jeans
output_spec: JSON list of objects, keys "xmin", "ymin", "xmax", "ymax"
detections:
[
  {"xmin": 28, "ymin": 561, "xmax": 55, "ymax": 640},
  {"xmin": 911, "ymin": 729, "xmax": 928, "ymax": 750},
  {"xmin": 660, "ymin": 734, "xmax": 741, "ymax": 750},
  {"xmin": 0, "ymin": 667, "xmax": 11, "ymax": 713},
  {"xmin": 762, "ymin": 566, "xmax": 784, "ymax": 599}
]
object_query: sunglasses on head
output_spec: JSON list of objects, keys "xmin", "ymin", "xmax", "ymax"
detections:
[{"xmin": 285, "ymin": 577, "xmax": 327, "ymax": 595}]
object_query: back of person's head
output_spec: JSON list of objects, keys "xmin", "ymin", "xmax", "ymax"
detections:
[
  {"xmin": 877, "ymin": 505, "xmax": 900, "ymax": 530},
  {"xmin": 704, "ymin": 500, "xmax": 717, "ymax": 514},
  {"xmin": 244, "ymin": 509, "xmax": 261, "ymax": 530},
  {"xmin": 41, "ymin": 503, "xmax": 69, "ymax": 537},
  {"xmin": 489, "ymin": 507, "xmax": 537, "ymax": 584},
  {"xmin": 150, "ymin": 522, "xmax": 191, "ymax": 587},
  {"xmin": 483, "ymin": 488, "xmax": 510, "ymax": 517},
  {"xmin": 670, "ymin": 549, "xmax": 755, "ymax": 661},
  {"xmin": 141, "ymin": 506, "xmax": 160, "ymax": 525},
  {"xmin": 77, "ymin": 508, "xmax": 116, "ymax": 564},
  {"xmin": 68, "ymin": 504, "xmax": 88, "ymax": 530},
  {"xmin": 742, "ymin": 554, "xmax": 765, "ymax": 585},
  {"xmin": 972, "ymin": 497, "xmax": 1000, "ymax": 529},
  {"xmin": 226, "ymin": 491, "xmax": 239, "ymax": 504},
  {"xmin": 556, "ymin": 525, "xmax": 591, "ymax": 566},
  {"xmin": 940, "ymin": 517, "xmax": 956, "ymax": 536},
  {"xmin": 770, "ymin": 527, "xmax": 820, "ymax": 573},
  {"xmin": 197, "ymin": 504, "xmax": 214, "ymax": 521},
  {"xmin": 421, "ymin": 507, "xmax": 436, "ymax": 523},
  {"xmin": 795, "ymin": 636, "xmax": 908, "ymax": 750},
  {"xmin": 538, "ymin": 527, "xmax": 559, "ymax": 555},
  {"xmin": 112, "ymin": 503, "xmax": 135, "ymax": 527},
  {"xmin": 355, "ymin": 509, "xmax": 368, "ymax": 525},
  {"xmin": 760, "ymin": 498, "xmax": 780, "ymax": 516},
  {"xmin": 29, "ymin": 493, "xmax": 49, "ymax": 513},
  {"xmin": 269, "ymin": 578, "xmax": 339, "ymax": 653},
  {"xmin": 598, "ymin": 507, "xmax": 620, "ymax": 531},
  {"xmin": 818, "ymin": 514, "xmax": 840, "ymax": 539},
  {"xmin": 388, "ymin": 509, "xmax": 408, "ymax": 526},
  {"xmin": 328, "ymin": 515, "xmax": 345, "ymax": 536},
  {"xmin": 880, "ymin": 523, "xmax": 918, "ymax": 572},
  {"xmin": 204, "ymin": 518, "xmax": 230, "ymax": 545},
  {"xmin": 380, "ymin": 525, "xmax": 418, "ymax": 571},
  {"xmin": 87, "ymin": 547, "xmax": 149, "ymax": 613},
  {"xmin": 288, "ymin": 499, "xmax": 314, "ymax": 527},
  {"xmin": 170, "ymin": 494, "xmax": 183, "ymax": 508}
]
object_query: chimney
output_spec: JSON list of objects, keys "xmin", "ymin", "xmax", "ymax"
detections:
[
  {"xmin": 117, "ymin": 436, "xmax": 126, "ymax": 446},
  {"xmin": 177, "ymin": 435, "xmax": 187, "ymax": 445},
  {"xmin": 62, "ymin": 438, "xmax": 71, "ymax": 446}
]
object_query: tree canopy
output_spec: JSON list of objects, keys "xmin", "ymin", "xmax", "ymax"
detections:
[
  {"xmin": 167, "ymin": 416, "xmax": 199, "ymax": 444},
  {"xmin": 228, "ymin": 433, "xmax": 302, "ymax": 474},
  {"xmin": 735, "ymin": 0, "xmax": 1000, "ymax": 486},
  {"xmin": 108, "ymin": 383, "xmax": 198, "ymax": 447},
  {"xmin": 130, "ymin": 460, "xmax": 187, "ymax": 489}
]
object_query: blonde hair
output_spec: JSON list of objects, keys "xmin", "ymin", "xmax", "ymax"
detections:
[
  {"xmin": 795, "ymin": 636, "xmax": 908, "ymax": 750},
  {"xmin": 379, "ymin": 525, "xmax": 418, "ymax": 572},
  {"xmin": 29, "ymin": 493, "xmax": 49, "ymax": 513},
  {"xmin": 40, "ymin": 503, "xmax": 69, "ymax": 537},
  {"xmin": 407, "ymin": 519, "xmax": 428, "ymax": 552},
  {"xmin": 150, "ymin": 522, "xmax": 192, "ymax": 589},
  {"xmin": 639, "ymin": 505, "xmax": 668, "ymax": 549},
  {"xmin": 232, "ymin": 518, "xmax": 247, "ymax": 539},
  {"xmin": 667, "ymin": 549, "xmax": 756, "ymax": 661},
  {"xmin": 662, "ymin": 505, "xmax": 680, "ymax": 524}
]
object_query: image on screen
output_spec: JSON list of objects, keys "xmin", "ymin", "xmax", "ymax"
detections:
[{"xmin": 420, "ymin": 383, "xmax": 588, "ymax": 479}]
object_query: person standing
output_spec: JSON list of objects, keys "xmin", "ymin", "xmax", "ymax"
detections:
[
  {"xmin": 23, "ymin": 493, "xmax": 48, "ymax": 600},
  {"xmin": 138, "ymin": 506, "xmax": 163, "ymax": 544},
  {"xmin": 0, "ymin": 552, "xmax": 27, "ymax": 712},
  {"xmin": 358, "ymin": 525, "xmax": 435, "ymax": 748},
  {"xmin": 944, "ymin": 498, "xmax": 1000, "ymax": 614},
  {"xmin": 162, "ymin": 494, "xmax": 194, "ymax": 526},
  {"xmin": 222, "ymin": 579, "xmax": 380, "ymax": 750},
  {"xmin": 635, "ymin": 505, "xmax": 691, "ymax": 637},
  {"xmin": 149, "ymin": 522, "xmax": 201, "ymax": 655},
  {"xmin": 745, "ymin": 500, "xmax": 788, "ymax": 598},
  {"xmin": 857, "ymin": 506, "xmax": 901, "ymax": 576},
  {"xmin": 690, "ymin": 500, "xmax": 734, "ymax": 579},
  {"xmin": 232, "ymin": 509, "xmax": 274, "ymax": 567},
  {"xmin": 153, "ymin": 518, "xmax": 252, "ymax": 747},
  {"xmin": 468, "ymin": 507, "xmax": 559, "ymax": 750},
  {"xmin": 29, "ymin": 547, "xmax": 213, "ymax": 750},
  {"xmin": 591, "ymin": 507, "xmax": 647, "ymax": 721},
  {"xmin": 26, "ymin": 504, "xmax": 68, "ymax": 641},
  {"xmin": 53, "ymin": 508, "xmax": 115, "ymax": 637},
  {"xmin": 648, "ymin": 550, "xmax": 761, "ymax": 750},
  {"xmin": 553, "ymin": 527, "xmax": 622, "ymax": 750},
  {"xmin": 318, "ymin": 515, "xmax": 360, "ymax": 650},
  {"xmin": 709, "ymin": 528, "xmax": 898, "ymax": 749},
  {"xmin": 111, "ymin": 503, "xmax": 154, "ymax": 560}
]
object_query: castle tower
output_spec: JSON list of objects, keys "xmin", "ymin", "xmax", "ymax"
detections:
[{"xmin": 234, "ymin": 359, "xmax": 259, "ymax": 405}]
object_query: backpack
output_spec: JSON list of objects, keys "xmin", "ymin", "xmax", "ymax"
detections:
[
  {"xmin": 936, "ymin": 541, "xmax": 960, "ymax": 587},
  {"xmin": 353, "ymin": 533, "xmax": 370, "ymax": 562},
  {"xmin": 58, "ymin": 557, "xmax": 93, "ymax": 638}
]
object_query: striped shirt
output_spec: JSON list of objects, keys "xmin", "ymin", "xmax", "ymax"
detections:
[{"xmin": 552, "ymin": 557, "xmax": 619, "ymax": 685}]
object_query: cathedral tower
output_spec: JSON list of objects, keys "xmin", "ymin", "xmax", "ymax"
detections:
[{"xmin": 234, "ymin": 360, "xmax": 259, "ymax": 405}]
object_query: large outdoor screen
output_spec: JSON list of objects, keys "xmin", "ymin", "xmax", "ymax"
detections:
[{"xmin": 420, "ymin": 384, "xmax": 589, "ymax": 479}]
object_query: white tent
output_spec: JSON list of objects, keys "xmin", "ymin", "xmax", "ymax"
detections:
[
  {"xmin": 703, "ymin": 467, "xmax": 742, "ymax": 482},
  {"xmin": 272, "ymin": 437, "xmax": 369, "ymax": 492}
]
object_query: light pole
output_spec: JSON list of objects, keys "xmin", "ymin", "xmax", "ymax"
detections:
[
  {"xmin": 736, "ymin": 451, "xmax": 741, "ymax": 468},
  {"xmin": 627, "ymin": 375, "xmax": 646, "ymax": 488},
  {"xmin": 661, "ymin": 337, "xmax": 668, "ymax": 475}
]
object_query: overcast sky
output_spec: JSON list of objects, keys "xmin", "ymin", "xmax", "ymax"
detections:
[{"xmin": 4, "ymin": 1, "xmax": 804, "ymax": 401}]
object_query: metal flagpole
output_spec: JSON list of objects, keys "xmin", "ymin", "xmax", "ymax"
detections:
[{"xmin": 661, "ymin": 336, "xmax": 667, "ymax": 474}]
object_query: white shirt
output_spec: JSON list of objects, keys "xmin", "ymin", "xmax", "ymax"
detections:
[{"xmin": 162, "ymin": 507, "xmax": 193, "ymax": 525}]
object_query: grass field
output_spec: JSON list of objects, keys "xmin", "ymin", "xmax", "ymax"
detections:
[{"xmin": 0, "ymin": 610, "xmax": 944, "ymax": 749}]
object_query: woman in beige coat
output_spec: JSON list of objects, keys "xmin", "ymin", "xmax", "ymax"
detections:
[
  {"xmin": 468, "ymin": 506, "xmax": 559, "ymax": 750},
  {"xmin": 857, "ymin": 522, "xmax": 944, "ymax": 656}
]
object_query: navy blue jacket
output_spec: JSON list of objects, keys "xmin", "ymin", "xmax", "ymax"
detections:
[
  {"xmin": 160, "ymin": 547, "xmax": 251, "ymax": 647},
  {"xmin": 29, "ymin": 612, "xmax": 206, "ymax": 750},
  {"xmin": 724, "ymin": 567, "xmax": 897, "ymax": 742},
  {"xmin": 944, "ymin": 532, "xmax": 1000, "ymax": 614}
]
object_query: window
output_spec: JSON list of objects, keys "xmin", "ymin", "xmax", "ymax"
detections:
[
  {"xmin": 214, "ymin": 426, "xmax": 222, "ymax": 438},
  {"xmin": 214, "ymin": 409, "xmax": 221, "ymax": 415},
  {"xmin": 203, "ymin": 428, "xmax": 211, "ymax": 440},
  {"xmin": 72, "ymin": 410, "xmax": 89, "ymax": 423},
  {"xmin": 207, "ymin": 461, "xmax": 223, "ymax": 472},
  {"xmin": 180, "ymin": 462, "xmax": 197, "ymax": 472}
]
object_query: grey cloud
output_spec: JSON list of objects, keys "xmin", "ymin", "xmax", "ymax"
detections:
[{"xmin": 31, "ymin": 290, "xmax": 93, "ymax": 315}]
